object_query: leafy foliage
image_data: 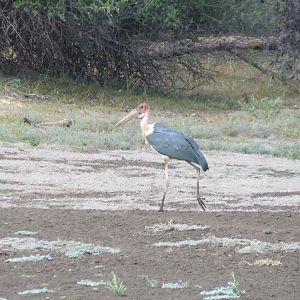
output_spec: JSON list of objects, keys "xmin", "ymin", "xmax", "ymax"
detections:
[
  {"xmin": 240, "ymin": 95, "xmax": 285, "ymax": 122},
  {"xmin": 0, "ymin": 0, "xmax": 281, "ymax": 93},
  {"xmin": 9, "ymin": 0, "xmax": 275, "ymax": 33}
]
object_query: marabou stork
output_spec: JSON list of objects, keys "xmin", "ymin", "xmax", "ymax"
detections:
[{"xmin": 115, "ymin": 102, "xmax": 209, "ymax": 212}]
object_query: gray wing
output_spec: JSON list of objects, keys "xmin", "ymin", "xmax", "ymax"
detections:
[{"xmin": 146, "ymin": 123, "xmax": 208, "ymax": 171}]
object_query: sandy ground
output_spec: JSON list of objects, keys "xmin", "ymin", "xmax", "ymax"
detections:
[
  {"xmin": 0, "ymin": 143, "xmax": 300, "ymax": 300},
  {"xmin": 1, "ymin": 144, "xmax": 299, "ymax": 211}
]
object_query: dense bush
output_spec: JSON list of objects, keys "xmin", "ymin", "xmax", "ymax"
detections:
[
  {"xmin": 0, "ymin": 0, "xmax": 296, "ymax": 91},
  {"xmin": 6, "ymin": 0, "xmax": 277, "ymax": 35}
]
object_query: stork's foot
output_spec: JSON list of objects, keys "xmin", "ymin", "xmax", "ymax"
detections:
[
  {"xmin": 197, "ymin": 196, "xmax": 206, "ymax": 211},
  {"xmin": 159, "ymin": 193, "xmax": 167, "ymax": 212}
]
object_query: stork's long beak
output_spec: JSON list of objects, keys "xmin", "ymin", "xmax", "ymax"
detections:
[{"xmin": 115, "ymin": 108, "xmax": 139, "ymax": 127}]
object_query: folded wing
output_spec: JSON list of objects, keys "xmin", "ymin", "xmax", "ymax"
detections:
[{"xmin": 146, "ymin": 123, "xmax": 209, "ymax": 171}]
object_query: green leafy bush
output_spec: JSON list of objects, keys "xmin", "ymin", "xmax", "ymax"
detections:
[
  {"xmin": 0, "ymin": 0, "xmax": 278, "ymax": 92},
  {"xmin": 240, "ymin": 95, "xmax": 285, "ymax": 122},
  {"xmin": 107, "ymin": 272, "xmax": 126, "ymax": 296}
]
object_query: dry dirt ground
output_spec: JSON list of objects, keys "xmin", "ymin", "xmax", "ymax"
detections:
[{"xmin": 0, "ymin": 143, "xmax": 299, "ymax": 300}]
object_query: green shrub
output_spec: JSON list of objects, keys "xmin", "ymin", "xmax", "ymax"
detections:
[
  {"xmin": 107, "ymin": 272, "xmax": 126, "ymax": 297},
  {"xmin": 240, "ymin": 95, "xmax": 285, "ymax": 122}
]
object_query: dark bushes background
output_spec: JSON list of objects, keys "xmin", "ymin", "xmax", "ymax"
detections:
[{"xmin": 0, "ymin": 0, "xmax": 298, "ymax": 90}]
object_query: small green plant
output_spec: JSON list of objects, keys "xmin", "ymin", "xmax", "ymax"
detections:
[
  {"xmin": 10, "ymin": 78, "xmax": 22, "ymax": 88},
  {"xmin": 229, "ymin": 272, "xmax": 246, "ymax": 297},
  {"xmin": 142, "ymin": 275, "xmax": 160, "ymax": 288},
  {"xmin": 200, "ymin": 272, "xmax": 246, "ymax": 299},
  {"xmin": 142, "ymin": 275, "xmax": 200, "ymax": 289},
  {"xmin": 107, "ymin": 272, "xmax": 126, "ymax": 296},
  {"xmin": 240, "ymin": 95, "xmax": 285, "ymax": 122},
  {"xmin": 165, "ymin": 219, "xmax": 175, "ymax": 231},
  {"xmin": 28, "ymin": 137, "xmax": 40, "ymax": 146}
]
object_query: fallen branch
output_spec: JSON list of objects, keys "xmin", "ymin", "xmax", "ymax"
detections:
[
  {"xmin": 24, "ymin": 93, "xmax": 49, "ymax": 101},
  {"xmin": 24, "ymin": 118, "xmax": 72, "ymax": 128},
  {"xmin": 145, "ymin": 36, "xmax": 280, "ymax": 60}
]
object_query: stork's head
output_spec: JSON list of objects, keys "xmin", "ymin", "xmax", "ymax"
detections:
[
  {"xmin": 115, "ymin": 102, "xmax": 149, "ymax": 127},
  {"xmin": 137, "ymin": 102, "xmax": 149, "ymax": 118}
]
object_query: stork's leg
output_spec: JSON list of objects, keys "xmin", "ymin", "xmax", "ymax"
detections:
[
  {"xmin": 159, "ymin": 158, "xmax": 169, "ymax": 212},
  {"xmin": 196, "ymin": 168, "xmax": 206, "ymax": 211},
  {"xmin": 187, "ymin": 163, "xmax": 206, "ymax": 211}
]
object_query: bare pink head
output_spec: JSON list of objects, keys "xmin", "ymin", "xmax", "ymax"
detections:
[{"xmin": 138, "ymin": 102, "xmax": 149, "ymax": 118}]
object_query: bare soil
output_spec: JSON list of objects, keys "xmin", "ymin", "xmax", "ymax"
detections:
[{"xmin": 0, "ymin": 143, "xmax": 300, "ymax": 300}]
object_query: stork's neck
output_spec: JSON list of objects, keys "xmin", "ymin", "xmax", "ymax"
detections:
[{"xmin": 140, "ymin": 110, "xmax": 150, "ymax": 131}]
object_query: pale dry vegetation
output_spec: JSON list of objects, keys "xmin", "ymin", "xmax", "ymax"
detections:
[{"xmin": 0, "ymin": 57, "xmax": 299, "ymax": 159}]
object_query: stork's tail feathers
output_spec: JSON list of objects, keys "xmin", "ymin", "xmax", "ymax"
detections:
[{"xmin": 195, "ymin": 149, "xmax": 209, "ymax": 172}]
